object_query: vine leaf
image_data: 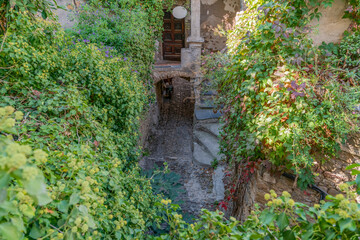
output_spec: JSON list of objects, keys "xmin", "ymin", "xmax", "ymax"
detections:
[
  {"xmin": 277, "ymin": 212, "xmax": 289, "ymax": 231},
  {"xmin": 0, "ymin": 223, "xmax": 22, "ymax": 240},
  {"xmin": 23, "ymin": 176, "xmax": 52, "ymax": 206}
]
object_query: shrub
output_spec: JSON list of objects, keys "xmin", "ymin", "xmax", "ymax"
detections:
[
  {"xmin": 69, "ymin": 0, "xmax": 173, "ymax": 84},
  {"xmin": 156, "ymin": 180, "xmax": 360, "ymax": 239},
  {"xmin": 0, "ymin": 11, "xmax": 159, "ymax": 239},
  {"xmin": 0, "ymin": 107, "xmax": 51, "ymax": 239},
  {"xmin": 0, "ymin": 0, "xmax": 58, "ymax": 34},
  {"xmin": 216, "ymin": 0, "xmax": 360, "ymax": 188},
  {"xmin": 69, "ymin": 4, "xmax": 154, "ymax": 78}
]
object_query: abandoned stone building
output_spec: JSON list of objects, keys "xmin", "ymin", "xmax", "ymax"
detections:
[{"xmin": 56, "ymin": 0, "xmax": 359, "ymax": 219}]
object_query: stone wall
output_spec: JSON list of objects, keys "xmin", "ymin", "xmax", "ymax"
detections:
[
  {"xmin": 231, "ymin": 134, "xmax": 360, "ymax": 221},
  {"xmin": 200, "ymin": 0, "xmax": 241, "ymax": 52},
  {"xmin": 139, "ymin": 103, "xmax": 159, "ymax": 148},
  {"xmin": 54, "ymin": 0, "xmax": 84, "ymax": 29},
  {"xmin": 309, "ymin": 0, "xmax": 352, "ymax": 45}
]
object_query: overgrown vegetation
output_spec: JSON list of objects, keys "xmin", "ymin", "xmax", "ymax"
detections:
[
  {"xmin": 1, "ymin": 0, "xmax": 360, "ymax": 239},
  {"xmin": 212, "ymin": 0, "xmax": 360, "ymax": 188},
  {"xmin": 70, "ymin": 0, "xmax": 173, "ymax": 91},
  {"xmin": 155, "ymin": 169, "xmax": 360, "ymax": 239},
  {"xmin": 0, "ymin": 1, "xmax": 162, "ymax": 239}
]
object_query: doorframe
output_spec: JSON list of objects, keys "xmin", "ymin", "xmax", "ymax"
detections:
[
  {"xmin": 156, "ymin": 6, "xmax": 190, "ymax": 63},
  {"xmin": 162, "ymin": 10, "xmax": 186, "ymax": 61}
]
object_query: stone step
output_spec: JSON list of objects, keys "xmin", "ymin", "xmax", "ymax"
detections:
[
  {"xmin": 213, "ymin": 166, "xmax": 225, "ymax": 201},
  {"xmin": 194, "ymin": 107, "xmax": 222, "ymax": 120},
  {"xmin": 201, "ymin": 90, "xmax": 217, "ymax": 96},
  {"xmin": 193, "ymin": 142, "xmax": 213, "ymax": 167},
  {"xmin": 196, "ymin": 123, "xmax": 222, "ymax": 138},
  {"xmin": 199, "ymin": 95, "xmax": 216, "ymax": 102},
  {"xmin": 194, "ymin": 130, "xmax": 223, "ymax": 161},
  {"xmin": 197, "ymin": 99, "xmax": 224, "ymax": 110},
  {"xmin": 198, "ymin": 100, "xmax": 216, "ymax": 109}
]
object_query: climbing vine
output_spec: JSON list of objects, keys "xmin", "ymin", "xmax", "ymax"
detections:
[
  {"xmin": 0, "ymin": 0, "xmax": 58, "ymax": 33},
  {"xmin": 214, "ymin": 0, "xmax": 360, "ymax": 188}
]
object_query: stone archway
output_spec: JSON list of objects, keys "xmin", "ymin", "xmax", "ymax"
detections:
[{"xmin": 154, "ymin": 77, "xmax": 194, "ymax": 121}]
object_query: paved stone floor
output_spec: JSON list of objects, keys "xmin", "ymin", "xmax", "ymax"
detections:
[{"xmin": 140, "ymin": 77, "xmax": 219, "ymax": 219}]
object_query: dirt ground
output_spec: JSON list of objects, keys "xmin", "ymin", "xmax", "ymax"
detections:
[{"xmin": 140, "ymin": 77, "xmax": 217, "ymax": 219}]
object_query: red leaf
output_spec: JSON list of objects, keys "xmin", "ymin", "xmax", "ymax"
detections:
[{"xmin": 218, "ymin": 201, "xmax": 228, "ymax": 211}]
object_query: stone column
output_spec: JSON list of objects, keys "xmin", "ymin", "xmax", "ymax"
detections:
[
  {"xmin": 182, "ymin": 0, "xmax": 204, "ymax": 105},
  {"xmin": 187, "ymin": 0, "xmax": 203, "ymax": 43}
]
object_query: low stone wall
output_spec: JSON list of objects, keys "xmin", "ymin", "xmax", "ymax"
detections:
[
  {"xmin": 139, "ymin": 103, "xmax": 159, "ymax": 148},
  {"xmin": 230, "ymin": 134, "xmax": 360, "ymax": 221}
]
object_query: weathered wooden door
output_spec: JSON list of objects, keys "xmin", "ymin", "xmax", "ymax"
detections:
[{"xmin": 163, "ymin": 11, "xmax": 185, "ymax": 61}]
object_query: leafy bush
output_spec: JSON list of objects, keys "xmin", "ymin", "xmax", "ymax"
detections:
[
  {"xmin": 216, "ymin": 0, "xmax": 360, "ymax": 188},
  {"xmin": 0, "ymin": 11, "xmax": 159, "ymax": 239},
  {"xmin": 156, "ymin": 179, "xmax": 360, "ymax": 239},
  {"xmin": 69, "ymin": 4, "xmax": 152, "ymax": 78},
  {"xmin": 70, "ymin": 0, "xmax": 173, "ymax": 83},
  {"xmin": 320, "ymin": 32, "xmax": 360, "ymax": 83},
  {"xmin": 0, "ymin": 107, "xmax": 51, "ymax": 239},
  {"xmin": 0, "ymin": 0, "xmax": 58, "ymax": 34}
]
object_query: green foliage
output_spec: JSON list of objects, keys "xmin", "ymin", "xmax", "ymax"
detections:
[
  {"xmin": 85, "ymin": 0, "xmax": 173, "ymax": 38},
  {"xmin": 143, "ymin": 166, "xmax": 185, "ymax": 202},
  {"xmin": 2, "ymin": 0, "xmax": 360, "ymax": 239},
  {"xmin": 0, "ymin": 107, "xmax": 51, "ymax": 240},
  {"xmin": 69, "ymin": 0, "xmax": 174, "ymax": 86},
  {"xmin": 211, "ymin": 159, "xmax": 219, "ymax": 169},
  {"xmin": 0, "ymin": 0, "xmax": 58, "ymax": 34},
  {"xmin": 215, "ymin": 0, "xmax": 360, "ymax": 188},
  {"xmin": 69, "ymin": 4, "xmax": 152, "ymax": 79},
  {"xmin": 320, "ymin": 32, "xmax": 360, "ymax": 83},
  {"xmin": 343, "ymin": 0, "xmax": 360, "ymax": 25},
  {"xmin": 0, "ymin": 11, "xmax": 159, "ymax": 239},
  {"xmin": 142, "ymin": 166, "xmax": 192, "ymax": 235},
  {"xmin": 156, "ymin": 181, "xmax": 360, "ymax": 239}
]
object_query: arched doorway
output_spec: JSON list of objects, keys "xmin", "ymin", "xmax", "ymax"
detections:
[{"xmin": 155, "ymin": 77, "xmax": 194, "ymax": 121}]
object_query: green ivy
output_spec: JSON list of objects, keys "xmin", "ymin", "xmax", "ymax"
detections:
[
  {"xmin": 0, "ymin": 0, "xmax": 60, "ymax": 34},
  {"xmin": 0, "ymin": 107, "xmax": 51, "ymax": 240},
  {"xmin": 215, "ymin": 0, "xmax": 360, "ymax": 188}
]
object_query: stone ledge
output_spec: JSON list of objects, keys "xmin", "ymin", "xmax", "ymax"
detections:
[{"xmin": 152, "ymin": 69, "xmax": 194, "ymax": 84}]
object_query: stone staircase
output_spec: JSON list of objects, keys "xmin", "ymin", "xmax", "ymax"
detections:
[
  {"xmin": 191, "ymin": 82, "xmax": 226, "ymax": 201},
  {"xmin": 193, "ymin": 87, "xmax": 223, "ymax": 167},
  {"xmin": 193, "ymin": 123, "xmax": 223, "ymax": 166}
]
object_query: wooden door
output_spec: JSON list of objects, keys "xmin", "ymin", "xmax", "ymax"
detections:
[{"xmin": 163, "ymin": 11, "xmax": 185, "ymax": 61}]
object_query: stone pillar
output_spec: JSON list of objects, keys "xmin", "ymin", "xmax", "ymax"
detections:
[
  {"xmin": 181, "ymin": 0, "xmax": 204, "ymax": 105},
  {"xmin": 188, "ymin": 0, "xmax": 203, "ymax": 44}
]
